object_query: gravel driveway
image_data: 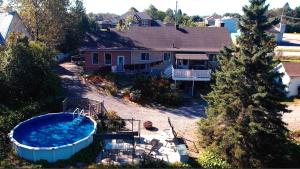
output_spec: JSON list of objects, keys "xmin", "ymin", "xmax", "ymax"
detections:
[
  {"xmin": 283, "ymin": 105, "xmax": 300, "ymax": 131},
  {"xmin": 55, "ymin": 62, "xmax": 206, "ymax": 139}
]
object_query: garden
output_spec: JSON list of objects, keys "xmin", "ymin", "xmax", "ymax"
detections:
[{"xmin": 84, "ymin": 72, "xmax": 184, "ymax": 107}]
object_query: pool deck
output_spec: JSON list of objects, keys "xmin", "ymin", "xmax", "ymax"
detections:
[{"xmin": 96, "ymin": 129, "xmax": 186, "ymax": 165}]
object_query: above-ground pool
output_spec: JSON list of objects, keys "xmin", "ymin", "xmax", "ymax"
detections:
[{"xmin": 9, "ymin": 112, "xmax": 97, "ymax": 163}]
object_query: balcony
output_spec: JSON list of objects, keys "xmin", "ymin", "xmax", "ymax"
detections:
[{"xmin": 172, "ymin": 67, "xmax": 211, "ymax": 81}]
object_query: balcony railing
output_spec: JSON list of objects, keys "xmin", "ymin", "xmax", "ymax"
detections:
[{"xmin": 172, "ymin": 67, "xmax": 211, "ymax": 81}]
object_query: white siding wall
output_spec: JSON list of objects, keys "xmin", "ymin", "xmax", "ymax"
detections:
[
  {"xmin": 288, "ymin": 77, "xmax": 300, "ymax": 97},
  {"xmin": 8, "ymin": 14, "xmax": 31, "ymax": 39},
  {"xmin": 276, "ymin": 63, "xmax": 300, "ymax": 97}
]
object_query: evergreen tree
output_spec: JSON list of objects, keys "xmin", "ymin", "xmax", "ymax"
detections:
[{"xmin": 198, "ymin": 0, "xmax": 300, "ymax": 167}]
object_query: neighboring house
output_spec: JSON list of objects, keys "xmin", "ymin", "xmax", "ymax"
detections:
[
  {"xmin": 231, "ymin": 23, "xmax": 286, "ymax": 44},
  {"xmin": 96, "ymin": 18, "xmax": 118, "ymax": 29},
  {"xmin": 0, "ymin": 11, "xmax": 31, "ymax": 46},
  {"xmin": 204, "ymin": 14, "xmax": 222, "ymax": 26},
  {"xmin": 276, "ymin": 62, "xmax": 300, "ymax": 97},
  {"xmin": 120, "ymin": 11, "xmax": 153, "ymax": 27},
  {"xmin": 80, "ymin": 26, "xmax": 231, "ymax": 87},
  {"xmin": 216, "ymin": 17, "xmax": 238, "ymax": 33}
]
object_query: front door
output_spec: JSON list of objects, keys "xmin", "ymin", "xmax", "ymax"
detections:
[{"xmin": 117, "ymin": 56, "xmax": 125, "ymax": 72}]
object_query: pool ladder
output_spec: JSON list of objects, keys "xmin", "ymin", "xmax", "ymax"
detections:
[{"xmin": 72, "ymin": 108, "xmax": 85, "ymax": 119}]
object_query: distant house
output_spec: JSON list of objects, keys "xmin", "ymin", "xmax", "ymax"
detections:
[
  {"xmin": 120, "ymin": 11, "xmax": 154, "ymax": 27},
  {"xmin": 276, "ymin": 62, "xmax": 300, "ymax": 97},
  {"xmin": 218, "ymin": 17, "xmax": 238, "ymax": 33},
  {"xmin": 231, "ymin": 23, "xmax": 286, "ymax": 44},
  {"xmin": 0, "ymin": 11, "xmax": 31, "ymax": 46},
  {"xmin": 80, "ymin": 26, "xmax": 231, "ymax": 89},
  {"xmin": 204, "ymin": 14, "xmax": 222, "ymax": 26}
]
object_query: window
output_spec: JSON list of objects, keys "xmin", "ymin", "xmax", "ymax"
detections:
[
  {"xmin": 209, "ymin": 54, "xmax": 217, "ymax": 61},
  {"xmin": 163, "ymin": 53, "xmax": 171, "ymax": 61},
  {"xmin": 141, "ymin": 20, "xmax": 149, "ymax": 27},
  {"xmin": 141, "ymin": 53, "xmax": 150, "ymax": 61},
  {"xmin": 105, "ymin": 53, "xmax": 112, "ymax": 65},
  {"xmin": 92, "ymin": 53, "xmax": 99, "ymax": 64}
]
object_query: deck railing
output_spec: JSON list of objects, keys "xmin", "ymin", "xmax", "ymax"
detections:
[{"xmin": 172, "ymin": 67, "xmax": 211, "ymax": 81}]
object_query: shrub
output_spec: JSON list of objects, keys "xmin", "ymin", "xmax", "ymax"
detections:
[
  {"xmin": 157, "ymin": 92, "xmax": 183, "ymax": 107},
  {"xmin": 129, "ymin": 90, "xmax": 141, "ymax": 102},
  {"xmin": 99, "ymin": 110, "xmax": 126, "ymax": 132},
  {"xmin": 132, "ymin": 75, "xmax": 183, "ymax": 106},
  {"xmin": 198, "ymin": 149, "xmax": 231, "ymax": 169},
  {"xmin": 106, "ymin": 83, "xmax": 118, "ymax": 96},
  {"xmin": 123, "ymin": 88, "xmax": 131, "ymax": 97},
  {"xmin": 104, "ymin": 72, "xmax": 118, "ymax": 82}
]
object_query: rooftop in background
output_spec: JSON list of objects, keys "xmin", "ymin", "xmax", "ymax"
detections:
[
  {"xmin": 0, "ymin": 11, "xmax": 32, "ymax": 45},
  {"xmin": 282, "ymin": 62, "xmax": 300, "ymax": 77},
  {"xmin": 81, "ymin": 26, "xmax": 232, "ymax": 52},
  {"xmin": 278, "ymin": 33, "xmax": 300, "ymax": 47},
  {"xmin": 121, "ymin": 11, "xmax": 152, "ymax": 20},
  {"xmin": 0, "ymin": 12, "xmax": 15, "ymax": 45}
]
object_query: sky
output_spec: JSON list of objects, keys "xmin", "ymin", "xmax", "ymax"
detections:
[{"xmin": 83, "ymin": 0, "xmax": 299, "ymax": 16}]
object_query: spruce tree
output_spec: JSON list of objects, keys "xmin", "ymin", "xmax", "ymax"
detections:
[{"xmin": 198, "ymin": 0, "xmax": 299, "ymax": 167}]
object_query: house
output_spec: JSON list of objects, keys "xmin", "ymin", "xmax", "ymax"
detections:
[
  {"xmin": 216, "ymin": 17, "xmax": 238, "ymax": 33},
  {"xmin": 276, "ymin": 62, "xmax": 300, "ymax": 97},
  {"xmin": 231, "ymin": 23, "xmax": 287, "ymax": 44},
  {"xmin": 120, "ymin": 11, "xmax": 153, "ymax": 27},
  {"xmin": 0, "ymin": 11, "xmax": 31, "ymax": 46},
  {"xmin": 204, "ymin": 14, "xmax": 222, "ymax": 26},
  {"xmin": 80, "ymin": 26, "xmax": 231, "ymax": 90}
]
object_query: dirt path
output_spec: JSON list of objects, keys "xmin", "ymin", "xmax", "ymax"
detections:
[{"xmin": 55, "ymin": 62, "xmax": 206, "ymax": 143}]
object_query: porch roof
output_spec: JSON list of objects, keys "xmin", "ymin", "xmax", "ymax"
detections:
[{"xmin": 175, "ymin": 54, "xmax": 209, "ymax": 60}]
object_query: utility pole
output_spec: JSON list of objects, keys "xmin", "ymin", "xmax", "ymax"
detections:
[{"xmin": 175, "ymin": 1, "xmax": 178, "ymax": 27}]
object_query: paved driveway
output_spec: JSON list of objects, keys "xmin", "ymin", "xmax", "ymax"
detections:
[{"xmin": 55, "ymin": 62, "xmax": 206, "ymax": 139}]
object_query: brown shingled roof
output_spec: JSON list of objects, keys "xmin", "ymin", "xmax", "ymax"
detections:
[
  {"xmin": 81, "ymin": 26, "xmax": 232, "ymax": 52},
  {"xmin": 283, "ymin": 62, "xmax": 300, "ymax": 77}
]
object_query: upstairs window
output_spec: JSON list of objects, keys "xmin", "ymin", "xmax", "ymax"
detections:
[
  {"xmin": 141, "ymin": 53, "xmax": 150, "ymax": 61},
  {"xmin": 92, "ymin": 53, "xmax": 99, "ymax": 64},
  {"xmin": 163, "ymin": 53, "xmax": 171, "ymax": 61},
  {"xmin": 105, "ymin": 53, "xmax": 112, "ymax": 65}
]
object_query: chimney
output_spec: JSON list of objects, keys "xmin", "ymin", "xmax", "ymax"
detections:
[{"xmin": 276, "ymin": 23, "xmax": 286, "ymax": 42}]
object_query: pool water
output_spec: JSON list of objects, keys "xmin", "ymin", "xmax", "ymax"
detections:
[{"xmin": 13, "ymin": 113, "xmax": 94, "ymax": 147}]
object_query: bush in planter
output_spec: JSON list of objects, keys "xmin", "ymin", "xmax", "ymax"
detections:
[
  {"xmin": 198, "ymin": 149, "xmax": 231, "ymax": 169},
  {"xmin": 129, "ymin": 90, "xmax": 141, "ymax": 102},
  {"xmin": 143, "ymin": 121, "xmax": 153, "ymax": 129}
]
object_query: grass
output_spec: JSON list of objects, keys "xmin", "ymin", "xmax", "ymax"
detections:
[{"xmin": 280, "ymin": 59, "xmax": 300, "ymax": 63}]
